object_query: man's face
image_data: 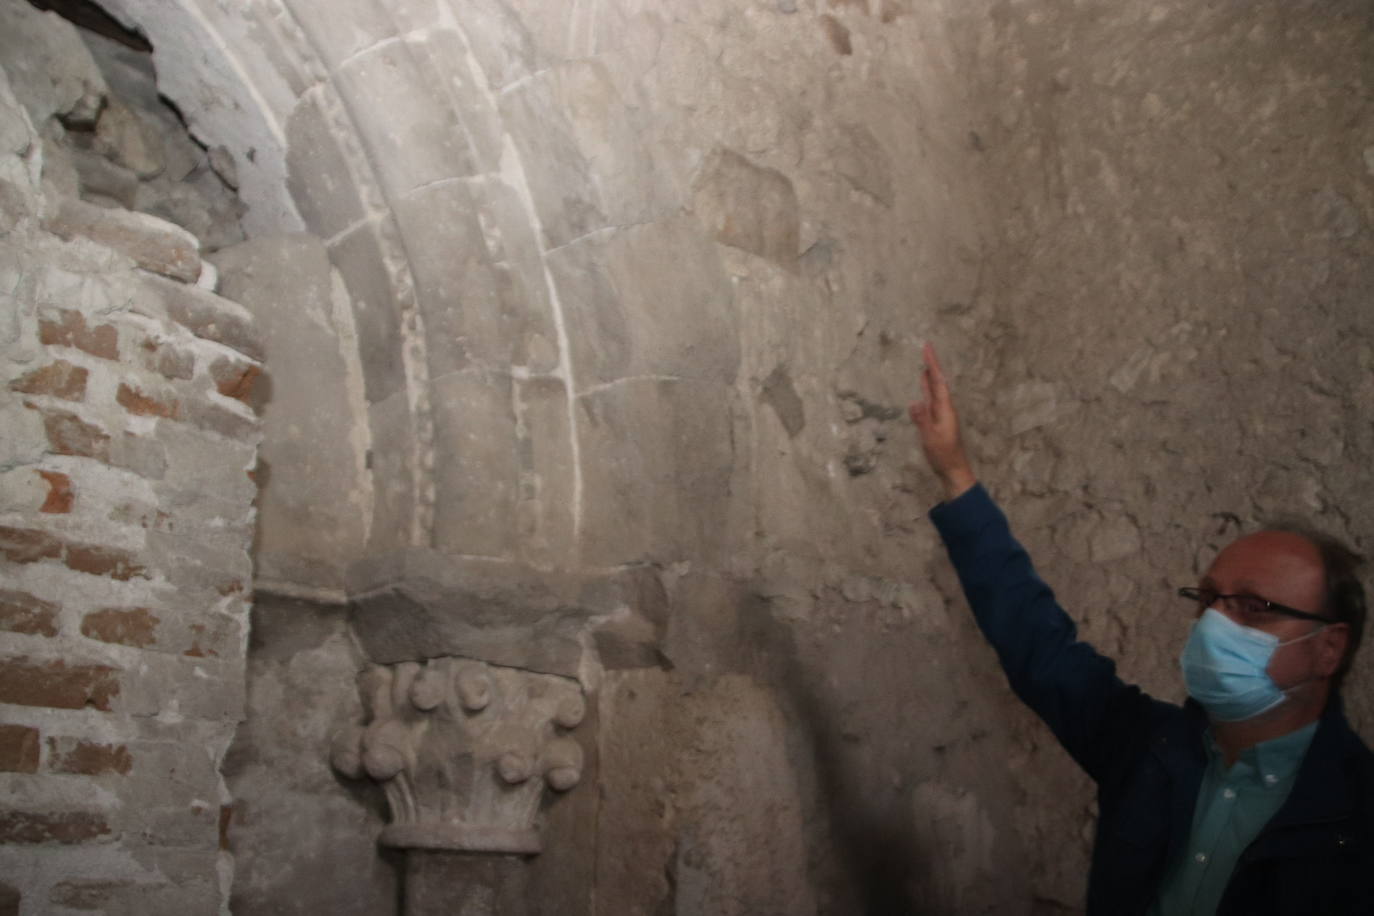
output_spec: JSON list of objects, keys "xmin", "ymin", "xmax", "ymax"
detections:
[{"xmin": 1198, "ymin": 531, "xmax": 1344, "ymax": 690}]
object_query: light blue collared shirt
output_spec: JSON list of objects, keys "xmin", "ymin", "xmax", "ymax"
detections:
[{"xmin": 1149, "ymin": 721, "xmax": 1318, "ymax": 915}]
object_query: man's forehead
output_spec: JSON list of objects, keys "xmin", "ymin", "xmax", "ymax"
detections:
[{"xmin": 1204, "ymin": 530, "xmax": 1326, "ymax": 592}]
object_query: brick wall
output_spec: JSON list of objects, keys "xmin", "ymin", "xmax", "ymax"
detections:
[{"xmin": 1, "ymin": 64, "xmax": 261, "ymax": 915}]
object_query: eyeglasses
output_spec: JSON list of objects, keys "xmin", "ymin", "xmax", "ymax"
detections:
[{"xmin": 1177, "ymin": 586, "xmax": 1338, "ymax": 624}]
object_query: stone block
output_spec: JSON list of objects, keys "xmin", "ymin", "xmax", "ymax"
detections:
[
  {"xmin": 0, "ymin": 399, "xmax": 48, "ymax": 471},
  {"xmin": 393, "ymin": 179, "xmax": 557, "ymax": 378},
  {"xmin": 346, "ymin": 553, "xmax": 659, "ymax": 676},
  {"xmin": 135, "ymin": 273, "xmax": 264, "ymax": 361},
  {"xmin": 211, "ymin": 234, "xmax": 369, "ymax": 590},
  {"xmin": 547, "ymin": 214, "xmax": 739, "ymax": 386},
  {"xmin": 430, "ymin": 371, "xmax": 519, "ymax": 557},
  {"xmin": 455, "ymin": 0, "xmax": 540, "ymax": 91},
  {"xmin": 330, "ymin": 218, "xmax": 408, "ymax": 404},
  {"xmin": 514, "ymin": 376, "xmax": 575, "ymax": 568},
  {"xmin": 117, "ymin": 653, "xmax": 244, "ymax": 722},
  {"xmin": 549, "ymin": 59, "xmax": 673, "ymax": 229},
  {"xmin": 692, "ymin": 147, "xmax": 800, "ymax": 266},
  {"xmin": 0, "ymin": 0, "xmax": 107, "ymax": 127},
  {"xmin": 45, "ymin": 197, "xmax": 201, "ymax": 283},
  {"xmin": 279, "ymin": 0, "xmax": 401, "ymax": 71},
  {"xmin": 92, "ymin": 97, "xmax": 165, "ymax": 179},
  {"xmin": 333, "ymin": 38, "xmax": 477, "ymax": 200},
  {"xmin": 576, "ymin": 378, "xmax": 736, "ymax": 567},
  {"xmin": 155, "ymin": 421, "xmax": 258, "ymax": 507},
  {"xmin": 70, "ymin": 147, "xmax": 140, "ymax": 208},
  {"xmin": 284, "ymin": 89, "xmax": 368, "ymax": 240},
  {"xmin": 366, "ymin": 392, "xmax": 418, "ymax": 554},
  {"xmin": 405, "ymin": 29, "xmax": 504, "ymax": 172},
  {"xmin": 498, "ymin": 72, "xmax": 605, "ymax": 249}
]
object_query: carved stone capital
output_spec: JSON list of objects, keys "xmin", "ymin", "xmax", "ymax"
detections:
[{"xmin": 331, "ymin": 657, "xmax": 586, "ymax": 854}]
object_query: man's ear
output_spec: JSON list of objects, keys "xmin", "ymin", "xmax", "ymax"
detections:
[{"xmin": 1317, "ymin": 624, "xmax": 1351, "ymax": 678}]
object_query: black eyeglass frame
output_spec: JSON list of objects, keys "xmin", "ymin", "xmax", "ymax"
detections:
[{"xmin": 1177, "ymin": 586, "xmax": 1339, "ymax": 625}]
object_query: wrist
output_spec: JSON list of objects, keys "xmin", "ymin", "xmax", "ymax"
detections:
[{"xmin": 940, "ymin": 467, "xmax": 977, "ymax": 501}]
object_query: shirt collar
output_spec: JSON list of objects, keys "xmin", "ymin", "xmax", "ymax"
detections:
[{"xmin": 1205, "ymin": 720, "xmax": 1318, "ymax": 788}]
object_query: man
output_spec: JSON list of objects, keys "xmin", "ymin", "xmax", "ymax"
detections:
[{"xmin": 909, "ymin": 343, "xmax": 1374, "ymax": 914}]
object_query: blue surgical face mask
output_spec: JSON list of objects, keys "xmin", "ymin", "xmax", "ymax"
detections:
[{"xmin": 1180, "ymin": 608, "xmax": 1323, "ymax": 722}]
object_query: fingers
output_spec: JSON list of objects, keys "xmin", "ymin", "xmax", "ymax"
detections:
[{"xmin": 923, "ymin": 342, "xmax": 946, "ymax": 391}]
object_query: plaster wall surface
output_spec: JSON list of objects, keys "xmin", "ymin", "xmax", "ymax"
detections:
[{"xmin": 2, "ymin": 0, "xmax": 1372, "ymax": 914}]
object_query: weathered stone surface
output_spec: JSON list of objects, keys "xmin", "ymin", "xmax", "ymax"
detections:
[
  {"xmin": 364, "ymin": 392, "xmax": 417, "ymax": 554},
  {"xmin": 393, "ymin": 178, "xmax": 557, "ymax": 378},
  {"xmin": 212, "ymin": 234, "xmax": 369, "ymax": 591},
  {"xmin": 0, "ymin": 0, "xmax": 107, "ymax": 127},
  {"xmin": 332, "ymin": 37, "xmax": 477, "ymax": 200},
  {"xmin": 498, "ymin": 71, "xmax": 606, "ymax": 249},
  {"xmin": 348, "ymin": 553, "xmax": 663, "ymax": 678},
  {"xmin": 692, "ymin": 148, "xmax": 799, "ymax": 266},
  {"xmin": 513, "ymin": 375, "xmax": 576, "ymax": 569},
  {"xmin": 429, "ymin": 371, "xmax": 518, "ymax": 557},
  {"xmin": 224, "ymin": 597, "xmax": 398, "ymax": 916},
  {"xmin": 284, "ymin": 89, "xmax": 368, "ymax": 240},
  {"xmin": 547, "ymin": 214, "xmax": 739, "ymax": 387},
  {"xmin": 330, "ymin": 218, "xmax": 408, "ymax": 405},
  {"xmin": 576, "ymin": 378, "xmax": 737, "ymax": 567},
  {"xmin": 136, "ymin": 272, "xmax": 264, "ymax": 360},
  {"xmin": 332, "ymin": 657, "xmax": 585, "ymax": 853},
  {"xmin": 92, "ymin": 97, "xmax": 165, "ymax": 179},
  {"xmin": 45, "ymin": 197, "xmax": 201, "ymax": 283}
]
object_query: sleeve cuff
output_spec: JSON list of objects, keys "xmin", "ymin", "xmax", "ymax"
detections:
[{"xmin": 928, "ymin": 482, "xmax": 1004, "ymax": 542}]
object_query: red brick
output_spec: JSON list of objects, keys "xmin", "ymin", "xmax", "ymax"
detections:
[
  {"xmin": 209, "ymin": 357, "xmax": 262, "ymax": 404},
  {"xmin": 39, "ymin": 310, "xmax": 119, "ymax": 360},
  {"xmin": 0, "ymin": 658, "xmax": 119, "ymax": 711},
  {"xmin": 0, "ymin": 526, "xmax": 62, "ymax": 564},
  {"xmin": 38, "ymin": 470, "xmax": 74, "ymax": 514},
  {"xmin": 0, "ymin": 725, "xmax": 40, "ymax": 773},
  {"xmin": 8, "ymin": 360, "xmax": 88, "ymax": 401},
  {"xmin": 35, "ymin": 405, "xmax": 111, "ymax": 460},
  {"xmin": 47, "ymin": 738, "xmax": 132, "ymax": 775},
  {"xmin": 115, "ymin": 383, "xmax": 179, "ymax": 419},
  {"xmin": 0, "ymin": 809, "xmax": 111, "ymax": 844},
  {"xmin": 64, "ymin": 544, "xmax": 146, "ymax": 581},
  {"xmin": 81, "ymin": 607, "xmax": 159, "ymax": 648},
  {"xmin": 0, "ymin": 589, "xmax": 60, "ymax": 637}
]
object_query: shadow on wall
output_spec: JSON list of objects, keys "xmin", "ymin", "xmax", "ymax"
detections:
[{"xmin": 740, "ymin": 606, "xmax": 924, "ymax": 915}]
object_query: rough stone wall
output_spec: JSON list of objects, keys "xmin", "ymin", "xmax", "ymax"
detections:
[
  {"xmin": 944, "ymin": 2, "xmax": 1374, "ymax": 903},
  {"xmin": 0, "ymin": 5, "xmax": 263, "ymax": 913}
]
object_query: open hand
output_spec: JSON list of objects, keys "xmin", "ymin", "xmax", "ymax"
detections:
[{"xmin": 909, "ymin": 342, "xmax": 976, "ymax": 500}]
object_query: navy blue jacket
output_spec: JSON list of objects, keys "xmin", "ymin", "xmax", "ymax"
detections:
[{"xmin": 931, "ymin": 484, "xmax": 1374, "ymax": 915}]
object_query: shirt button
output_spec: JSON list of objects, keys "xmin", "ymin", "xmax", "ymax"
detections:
[
  {"xmin": 1264, "ymin": 774, "xmax": 1278, "ymax": 786},
  {"xmin": 1195, "ymin": 852, "xmax": 1208, "ymax": 864},
  {"xmin": 1223, "ymin": 788, "xmax": 1236, "ymax": 799}
]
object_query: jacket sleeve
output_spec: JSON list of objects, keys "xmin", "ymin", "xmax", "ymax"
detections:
[{"xmin": 930, "ymin": 484, "xmax": 1152, "ymax": 783}]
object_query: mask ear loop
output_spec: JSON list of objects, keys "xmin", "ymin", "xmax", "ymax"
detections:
[{"xmin": 1274, "ymin": 623, "xmax": 1330, "ymax": 698}]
